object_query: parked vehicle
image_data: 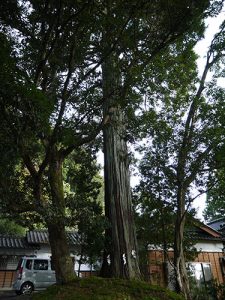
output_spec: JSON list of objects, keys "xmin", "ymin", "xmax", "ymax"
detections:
[{"xmin": 13, "ymin": 256, "xmax": 56, "ymax": 295}]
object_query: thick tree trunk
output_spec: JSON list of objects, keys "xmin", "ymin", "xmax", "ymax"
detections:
[
  {"xmin": 47, "ymin": 222, "xmax": 75, "ymax": 284},
  {"xmin": 47, "ymin": 147, "xmax": 75, "ymax": 284},
  {"xmin": 173, "ymin": 187, "xmax": 191, "ymax": 300},
  {"xmin": 102, "ymin": 108, "xmax": 140, "ymax": 279},
  {"xmin": 101, "ymin": 54, "xmax": 140, "ymax": 279},
  {"xmin": 99, "ymin": 0, "xmax": 140, "ymax": 280}
]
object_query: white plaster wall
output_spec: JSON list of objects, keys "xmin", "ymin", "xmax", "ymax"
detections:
[
  {"xmin": 195, "ymin": 241, "xmax": 224, "ymax": 252},
  {"xmin": 34, "ymin": 247, "xmax": 93, "ymax": 271},
  {"xmin": 148, "ymin": 242, "xmax": 224, "ymax": 253},
  {"xmin": 0, "ymin": 245, "xmax": 94, "ymax": 271},
  {"xmin": 34, "ymin": 245, "xmax": 51, "ymax": 258}
]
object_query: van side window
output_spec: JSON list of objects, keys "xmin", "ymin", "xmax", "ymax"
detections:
[
  {"xmin": 25, "ymin": 259, "xmax": 32, "ymax": 270},
  {"xmin": 33, "ymin": 260, "xmax": 48, "ymax": 271}
]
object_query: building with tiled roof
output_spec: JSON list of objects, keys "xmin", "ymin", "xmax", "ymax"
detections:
[
  {"xmin": 148, "ymin": 222, "xmax": 225, "ymax": 291},
  {"xmin": 0, "ymin": 230, "xmax": 82, "ymax": 288}
]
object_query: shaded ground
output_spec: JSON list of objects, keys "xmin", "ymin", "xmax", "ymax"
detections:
[{"xmin": 0, "ymin": 290, "xmax": 33, "ymax": 300}]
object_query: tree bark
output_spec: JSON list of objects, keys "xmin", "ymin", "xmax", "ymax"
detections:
[
  {"xmin": 102, "ymin": 107, "xmax": 140, "ymax": 279},
  {"xmin": 173, "ymin": 186, "xmax": 191, "ymax": 300},
  {"xmin": 47, "ymin": 222, "xmax": 75, "ymax": 284},
  {"xmin": 47, "ymin": 147, "xmax": 75, "ymax": 284},
  {"xmin": 101, "ymin": 42, "xmax": 140, "ymax": 279}
]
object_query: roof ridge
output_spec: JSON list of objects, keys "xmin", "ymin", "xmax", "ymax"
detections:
[{"xmin": 0, "ymin": 234, "xmax": 24, "ymax": 238}]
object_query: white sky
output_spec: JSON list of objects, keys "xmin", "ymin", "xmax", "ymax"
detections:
[{"xmin": 194, "ymin": 10, "xmax": 225, "ymax": 77}]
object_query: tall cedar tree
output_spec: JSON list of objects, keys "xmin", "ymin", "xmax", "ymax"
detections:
[{"xmin": 100, "ymin": 0, "xmax": 210, "ymax": 281}]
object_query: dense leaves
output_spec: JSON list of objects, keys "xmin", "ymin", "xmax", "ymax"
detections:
[{"xmin": 203, "ymin": 169, "xmax": 225, "ymax": 221}]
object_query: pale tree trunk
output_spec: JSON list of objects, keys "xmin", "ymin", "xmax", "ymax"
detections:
[
  {"xmin": 172, "ymin": 52, "xmax": 213, "ymax": 299},
  {"xmin": 47, "ymin": 147, "xmax": 75, "ymax": 284},
  {"xmin": 101, "ymin": 50, "xmax": 140, "ymax": 279},
  {"xmin": 173, "ymin": 186, "xmax": 191, "ymax": 300}
]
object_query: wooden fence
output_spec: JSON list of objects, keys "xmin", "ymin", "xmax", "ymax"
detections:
[{"xmin": 148, "ymin": 250, "xmax": 224, "ymax": 287}]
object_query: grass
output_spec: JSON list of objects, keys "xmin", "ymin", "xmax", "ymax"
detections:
[{"xmin": 32, "ymin": 276, "xmax": 185, "ymax": 300}]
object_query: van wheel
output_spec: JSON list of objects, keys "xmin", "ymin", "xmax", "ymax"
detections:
[{"xmin": 20, "ymin": 282, "xmax": 33, "ymax": 295}]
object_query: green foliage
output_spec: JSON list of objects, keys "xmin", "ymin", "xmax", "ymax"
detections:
[
  {"xmin": 32, "ymin": 277, "xmax": 185, "ymax": 300},
  {"xmin": 64, "ymin": 150, "xmax": 105, "ymax": 265},
  {"xmin": 210, "ymin": 281, "xmax": 225, "ymax": 300},
  {"xmin": 0, "ymin": 159, "xmax": 43, "ymax": 228},
  {"xmin": 188, "ymin": 278, "xmax": 223, "ymax": 300},
  {"xmin": 203, "ymin": 169, "xmax": 225, "ymax": 222},
  {"xmin": 0, "ymin": 218, "xmax": 26, "ymax": 236}
]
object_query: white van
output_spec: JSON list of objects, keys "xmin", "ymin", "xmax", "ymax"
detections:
[{"xmin": 13, "ymin": 256, "xmax": 56, "ymax": 295}]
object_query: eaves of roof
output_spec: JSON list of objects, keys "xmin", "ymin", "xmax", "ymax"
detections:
[
  {"xmin": 186, "ymin": 224, "xmax": 225, "ymax": 242},
  {"xmin": 26, "ymin": 230, "xmax": 79, "ymax": 246},
  {"xmin": 0, "ymin": 235, "xmax": 37, "ymax": 249},
  {"xmin": 191, "ymin": 234, "xmax": 225, "ymax": 242}
]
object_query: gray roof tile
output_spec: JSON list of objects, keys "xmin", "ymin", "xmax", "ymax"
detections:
[
  {"xmin": 26, "ymin": 230, "xmax": 79, "ymax": 246},
  {"xmin": 0, "ymin": 235, "xmax": 36, "ymax": 249},
  {"xmin": 26, "ymin": 230, "xmax": 49, "ymax": 244}
]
